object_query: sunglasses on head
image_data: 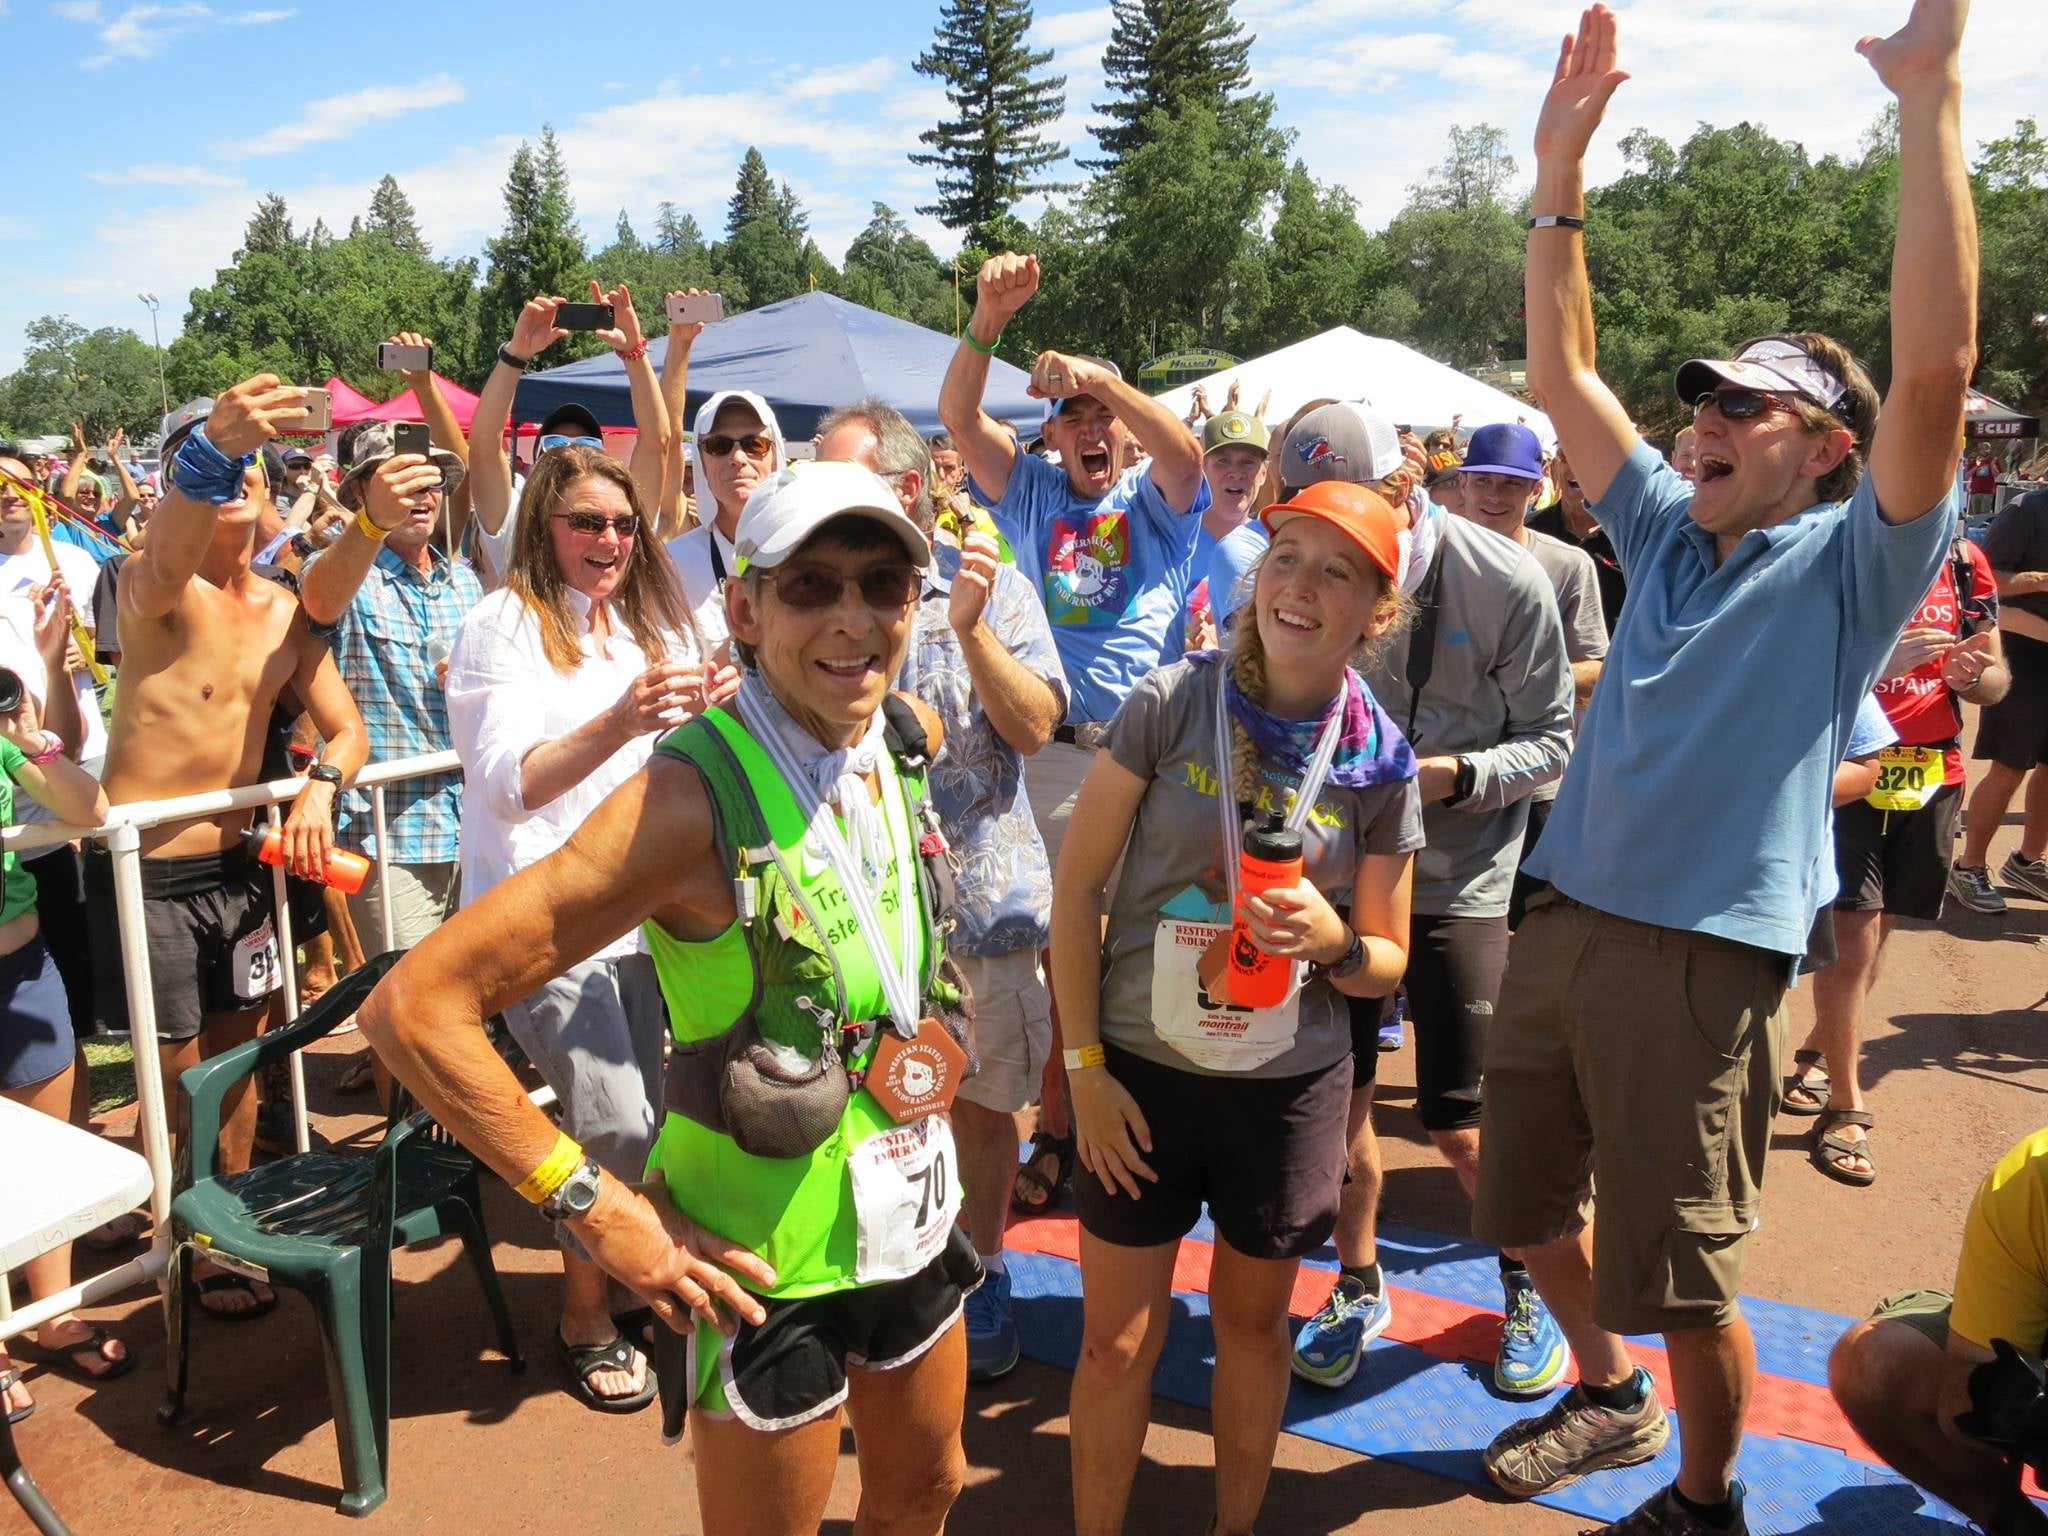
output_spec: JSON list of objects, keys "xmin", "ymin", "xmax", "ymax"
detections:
[
  {"xmin": 701, "ymin": 433, "xmax": 774, "ymax": 459},
  {"xmin": 764, "ymin": 562, "xmax": 921, "ymax": 611},
  {"xmin": 1693, "ymin": 388, "xmax": 1808, "ymax": 422},
  {"xmin": 552, "ymin": 510, "xmax": 639, "ymax": 537},
  {"xmin": 538, "ymin": 433, "xmax": 603, "ymax": 454}
]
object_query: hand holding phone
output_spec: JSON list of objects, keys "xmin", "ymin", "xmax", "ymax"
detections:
[
  {"xmin": 279, "ymin": 386, "xmax": 333, "ymax": 435},
  {"xmin": 666, "ymin": 291, "xmax": 725, "ymax": 328},
  {"xmin": 378, "ymin": 340, "xmax": 433, "ymax": 372},
  {"xmin": 554, "ymin": 301, "xmax": 615, "ymax": 332},
  {"xmin": 392, "ymin": 422, "xmax": 430, "ymax": 458}
]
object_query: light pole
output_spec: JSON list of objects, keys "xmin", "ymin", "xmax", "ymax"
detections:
[{"xmin": 137, "ymin": 292, "xmax": 167, "ymax": 418}]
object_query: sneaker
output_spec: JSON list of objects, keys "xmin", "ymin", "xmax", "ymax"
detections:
[
  {"xmin": 1291, "ymin": 1275, "xmax": 1394, "ymax": 1388},
  {"xmin": 2001, "ymin": 851, "xmax": 2048, "ymax": 903},
  {"xmin": 1495, "ymin": 1271, "xmax": 1571, "ymax": 1397},
  {"xmin": 1599, "ymin": 1481, "xmax": 1749, "ymax": 1535},
  {"xmin": 1482, "ymin": 1367, "xmax": 1671, "ymax": 1497},
  {"xmin": 964, "ymin": 1264, "xmax": 1019, "ymax": 1382},
  {"xmin": 1378, "ymin": 990, "xmax": 1407, "ymax": 1052},
  {"xmin": 1948, "ymin": 861, "xmax": 2007, "ymax": 914}
]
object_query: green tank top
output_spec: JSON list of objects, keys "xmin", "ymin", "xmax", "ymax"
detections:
[{"xmin": 643, "ymin": 706, "xmax": 937, "ymax": 1299}]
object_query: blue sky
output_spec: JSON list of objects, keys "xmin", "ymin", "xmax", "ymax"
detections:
[{"xmin": 0, "ymin": 0, "xmax": 2037, "ymax": 374}]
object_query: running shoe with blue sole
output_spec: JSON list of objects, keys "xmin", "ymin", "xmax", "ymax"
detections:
[
  {"xmin": 964, "ymin": 1264, "xmax": 1019, "ymax": 1382},
  {"xmin": 1291, "ymin": 1275, "xmax": 1393, "ymax": 1388},
  {"xmin": 1496, "ymin": 1271, "xmax": 1571, "ymax": 1397}
]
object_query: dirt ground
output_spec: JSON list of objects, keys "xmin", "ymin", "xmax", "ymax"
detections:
[{"xmin": 6, "ymin": 810, "xmax": 2045, "ymax": 1536}]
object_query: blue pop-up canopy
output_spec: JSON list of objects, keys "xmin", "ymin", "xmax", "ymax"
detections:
[{"xmin": 513, "ymin": 291, "xmax": 1045, "ymax": 441}]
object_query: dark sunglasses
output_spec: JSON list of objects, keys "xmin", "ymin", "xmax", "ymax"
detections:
[
  {"xmin": 552, "ymin": 510, "xmax": 640, "ymax": 537},
  {"xmin": 1693, "ymin": 388, "xmax": 1806, "ymax": 422},
  {"xmin": 701, "ymin": 433, "xmax": 774, "ymax": 459},
  {"xmin": 765, "ymin": 562, "xmax": 920, "ymax": 611}
]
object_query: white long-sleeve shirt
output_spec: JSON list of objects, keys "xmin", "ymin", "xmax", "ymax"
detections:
[{"xmin": 445, "ymin": 585, "xmax": 693, "ymax": 961}]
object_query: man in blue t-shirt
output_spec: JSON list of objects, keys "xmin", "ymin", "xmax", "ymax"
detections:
[
  {"xmin": 1468, "ymin": 7, "xmax": 1976, "ymax": 1534},
  {"xmin": 939, "ymin": 251, "xmax": 1209, "ymax": 863}
]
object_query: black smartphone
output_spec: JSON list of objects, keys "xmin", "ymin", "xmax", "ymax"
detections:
[
  {"xmin": 392, "ymin": 422, "xmax": 430, "ymax": 458},
  {"xmin": 555, "ymin": 302, "xmax": 614, "ymax": 332},
  {"xmin": 377, "ymin": 340, "xmax": 432, "ymax": 372}
]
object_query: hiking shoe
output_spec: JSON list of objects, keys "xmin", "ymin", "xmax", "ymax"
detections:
[
  {"xmin": 2001, "ymin": 851, "xmax": 2048, "ymax": 903},
  {"xmin": 1948, "ymin": 862, "xmax": 2007, "ymax": 914},
  {"xmin": 964, "ymin": 1264, "xmax": 1019, "ymax": 1382},
  {"xmin": 1482, "ymin": 1367, "xmax": 1670, "ymax": 1497},
  {"xmin": 1291, "ymin": 1275, "xmax": 1393, "ymax": 1388},
  {"xmin": 1496, "ymin": 1271, "xmax": 1571, "ymax": 1397},
  {"xmin": 1597, "ymin": 1480, "xmax": 1748, "ymax": 1534}
]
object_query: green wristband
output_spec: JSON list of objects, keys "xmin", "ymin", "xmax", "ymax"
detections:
[{"xmin": 965, "ymin": 328, "xmax": 1001, "ymax": 355}]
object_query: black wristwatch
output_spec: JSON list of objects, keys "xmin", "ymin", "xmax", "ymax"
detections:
[
  {"xmin": 306, "ymin": 762, "xmax": 343, "ymax": 789},
  {"xmin": 1441, "ymin": 755, "xmax": 1477, "ymax": 807},
  {"xmin": 1322, "ymin": 932, "xmax": 1366, "ymax": 980},
  {"xmin": 540, "ymin": 1158, "xmax": 603, "ymax": 1222},
  {"xmin": 497, "ymin": 343, "xmax": 530, "ymax": 372}
]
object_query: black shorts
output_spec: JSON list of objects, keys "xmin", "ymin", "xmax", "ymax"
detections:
[
  {"xmin": 1833, "ymin": 782, "xmax": 1964, "ymax": 920},
  {"xmin": 1382, "ymin": 911, "xmax": 1511, "ymax": 1132},
  {"xmin": 688, "ymin": 1229, "xmax": 981, "ymax": 1431},
  {"xmin": 1975, "ymin": 632, "xmax": 2048, "ymax": 770},
  {"xmin": 85, "ymin": 844, "xmax": 282, "ymax": 1042},
  {"xmin": 1076, "ymin": 1042, "xmax": 1352, "ymax": 1261}
]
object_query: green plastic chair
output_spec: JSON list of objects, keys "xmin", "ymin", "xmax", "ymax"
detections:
[{"xmin": 156, "ymin": 951, "xmax": 525, "ymax": 1517}]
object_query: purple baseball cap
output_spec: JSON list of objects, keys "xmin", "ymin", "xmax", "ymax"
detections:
[{"xmin": 1459, "ymin": 422, "xmax": 1545, "ymax": 480}]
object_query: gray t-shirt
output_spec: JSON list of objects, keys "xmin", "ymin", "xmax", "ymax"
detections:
[
  {"xmin": 1524, "ymin": 528, "xmax": 1608, "ymax": 803},
  {"xmin": 1097, "ymin": 660, "xmax": 1425, "ymax": 1080}
]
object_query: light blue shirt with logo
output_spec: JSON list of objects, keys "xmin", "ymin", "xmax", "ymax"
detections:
[{"xmin": 971, "ymin": 447, "xmax": 1210, "ymax": 725}]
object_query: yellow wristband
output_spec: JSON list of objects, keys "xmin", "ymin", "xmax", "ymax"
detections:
[
  {"xmin": 515, "ymin": 1132, "xmax": 583, "ymax": 1204},
  {"xmin": 1063, "ymin": 1044, "xmax": 1106, "ymax": 1072},
  {"xmin": 354, "ymin": 505, "xmax": 390, "ymax": 542}
]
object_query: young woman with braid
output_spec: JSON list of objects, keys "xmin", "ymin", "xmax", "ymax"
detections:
[{"xmin": 1051, "ymin": 479, "xmax": 1423, "ymax": 1536}]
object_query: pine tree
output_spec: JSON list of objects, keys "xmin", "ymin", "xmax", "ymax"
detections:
[
  {"xmin": 613, "ymin": 209, "xmax": 640, "ymax": 250},
  {"xmin": 773, "ymin": 180, "xmax": 810, "ymax": 243},
  {"xmin": 910, "ymin": 0, "xmax": 1070, "ymax": 246},
  {"xmin": 243, "ymin": 194, "xmax": 298, "ymax": 255},
  {"xmin": 728, "ymin": 148, "xmax": 777, "ymax": 238},
  {"xmin": 365, "ymin": 173, "xmax": 430, "ymax": 255},
  {"xmin": 1089, "ymin": 0, "xmax": 1262, "ymax": 168},
  {"xmin": 480, "ymin": 134, "xmax": 589, "ymax": 346},
  {"xmin": 654, "ymin": 202, "xmax": 702, "ymax": 255}
]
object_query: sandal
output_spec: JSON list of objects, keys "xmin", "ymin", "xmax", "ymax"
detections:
[
  {"xmin": 2, "ymin": 1366, "xmax": 32, "ymax": 1426},
  {"xmin": 1011, "ymin": 1130, "xmax": 1076, "ymax": 1216},
  {"xmin": 15, "ymin": 1322, "xmax": 134, "ymax": 1385},
  {"xmin": 337, "ymin": 1053, "xmax": 377, "ymax": 1094},
  {"xmin": 1812, "ymin": 1108, "xmax": 1877, "ymax": 1188},
  {"xmin": 559, "ymin": 1333, "xmax": 656, "ymax": 1414},
  {"xmin": 79, "ymin": 1209, "xmax": 150, "ymax": 1253},
  {"xmin": 611, "ymin": 1305, "xmax": 657, "ymax": 1349},
  {"xmin": 196, "ymin": 1272, "xmax": 279, "ymax": 1322},
  {"xmin": 1782, "ymin": 1049, "xmax": 1830, "ymax": 1116}
]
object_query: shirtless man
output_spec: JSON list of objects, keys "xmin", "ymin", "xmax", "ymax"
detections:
[{"xmin": 87, "ymin": 375, "xmax": 367, "ymax": 1317}]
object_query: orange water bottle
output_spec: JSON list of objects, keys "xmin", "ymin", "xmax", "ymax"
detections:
[
  {"xmin": 1228, "ymin": 811, "xmax": 1303, "ymax": 1008},
  {"xmin": 248, "ymin": 826, "xmax": 373, "ymax": 895}
]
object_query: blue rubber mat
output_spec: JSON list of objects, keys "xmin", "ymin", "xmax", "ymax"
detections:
[{"xmin": 1007, "ymin": 1243, "xmax": 1985, "ymax": 1534}]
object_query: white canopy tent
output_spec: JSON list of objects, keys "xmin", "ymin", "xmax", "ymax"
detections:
[{"xmin": 1157, "ymin": 327, "xmax": 1554, "ymax": 449}]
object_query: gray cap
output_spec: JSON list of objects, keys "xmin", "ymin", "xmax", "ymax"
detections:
[
  {"xmin": 1279, "ymin": 401, "xmax": 1403, "ymax": 489},
  {"xmin": 160, "ymin": 396, "xmax": 214, "ymax": 457},
  {"xmin": 337, "ymin": 420, "xmax": 467, "ymax": 510}
]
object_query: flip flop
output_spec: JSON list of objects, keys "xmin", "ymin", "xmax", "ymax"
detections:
[
  {"xmin": 196, "ymin": 1272, "xmax": 279, "ymax": 1322},
  {"xmin": 560, "ymin": 1333, "xmax": 655, "ymax": 1415},
  {"xmin": 1, "ymin": 1366, "xmax": 32, "ymax": 1426},
  {"xmin": 1812, "ymin": 1108, "xmax": 1877, "ymax": 1188},
  {"xmin": 14, "ymin": 1323, "xmax": 135, "ymax": 1385},
  {"xmin": 1782, "ymin": 1049, "xmax": 1830, "ymax": 1116},
  {"xmin": 611, "ymin": 1305, "xmax": 657, "ymax": 1349}
]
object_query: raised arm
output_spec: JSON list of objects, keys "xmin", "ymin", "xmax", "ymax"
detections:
[
  {"xmin": 656, "ymin": 292, "xmax": 711, "ymax": 540},
  {"xmin": 939, "ymin": 253, "xmax": 1041, "ymax": 504},
  {"xmin": 104, "ymin": 428, "xmax": 140, "ymax": 518},
  {"xmin": 1859, "ymin": 0, "xmax": 1978, "ymax": 524},
  {"xmin": 951, "ymin": 541, "xmax": 1065, "ymax": 754},
  {"xmin": 122, "ymin": 375, "xmax": 306, "ymax": 620},
  {"xmin": 299, "ymin": 454, "xmax": 446, "ymax": 626},
  {"xmin": 588, "ymin": 280, "xmax": 668, "ymax": 514},
  {"xmin": 1524, "ymin": 5, "xmax": 1639, "ymax": 503},
  {"xmin": 58, "ymin": 422, "xmax": 89, "ymax": 500},
  {"xmin": 467, "ymin": 298, "xmax": 570, "ymax": 537},
  {"xmin": 1031, "ymin": 351, "xmax": 1204, "ymax": 513}
]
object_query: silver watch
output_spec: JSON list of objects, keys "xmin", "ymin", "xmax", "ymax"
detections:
[{"xmin": 539, "ymin": 1157, "xmax": 602, "ymax": 1222}]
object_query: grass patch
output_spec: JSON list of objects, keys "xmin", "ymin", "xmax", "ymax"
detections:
[{"xmin": 83, "ymin": 1038, "xmax": 138, "ymax": 1116}]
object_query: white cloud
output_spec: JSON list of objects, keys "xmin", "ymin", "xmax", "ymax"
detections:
[
  {"xmin": 51, "ymin": 0, "xmax": 102, "ymax": 20},
  {"xmin": 238, "ymin": 73, "xmax": 466, "ymax": 157},
  {"xmin": 1033, "ymin": 5, "xmax": 1112, "ymax": 52},
  {"xmin": 87, "ymin": 163, "xmax": 243, "ymax": 188},
  {"xmin": 71, "ymin": 1, "xmax": 294, "ymax": 66},
  {"xmin": 780, "ymin": 56, "xmax": 896, "ymax": 100}
]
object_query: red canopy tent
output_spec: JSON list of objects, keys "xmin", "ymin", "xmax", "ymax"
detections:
[
  {"xmin": 362, "ymin": 372, "xmax": 482, "ymax": 432},
  {"xmin": 322, "ymin": 376, "xmax": 383, "ymax": 425}
]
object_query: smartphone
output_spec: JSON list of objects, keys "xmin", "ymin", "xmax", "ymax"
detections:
[
  {"xmin": 378, "ymin": 340, "xmax": 432, "ymax": 372},
  {"xmin": 555, "ymin": 301, "xmax": 615, "ymax": 332},
  {"xmin": 666, "ymin": 292, "xmax": 725, "ymax": 327},
  {"xmin": 280, "ymin": 386, "xmax": 332, "ymax": 434},
  {"xmin": 392, "ymin": 422, "xmax": 430, "ymax": 458}
]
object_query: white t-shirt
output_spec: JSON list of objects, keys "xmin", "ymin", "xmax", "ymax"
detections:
[
  {"xmin": 444, "ymin": 585, "xmax": 696, "ymax": 961},
  {"xmin": 664, "ymin": 520, "xmax": 736, "ymax": 654},
  {"xmin": 0, "ymin": 543, "xmax": 109, "ymax": 819}
]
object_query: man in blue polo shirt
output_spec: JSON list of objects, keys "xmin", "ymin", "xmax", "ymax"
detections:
[{"xmin": 1470, "ymin": 7, "xmax": 1976, "ymax": 1534}]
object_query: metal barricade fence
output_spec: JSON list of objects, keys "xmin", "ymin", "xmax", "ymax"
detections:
[{"xmin": 0, "ymin": 749, "xmax": 462, "ymax": 1342}]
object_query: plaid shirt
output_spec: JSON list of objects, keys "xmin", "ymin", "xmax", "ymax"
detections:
[{"xmin": 318, "ymin": 545, "xmax": 482, "ymax": 862}]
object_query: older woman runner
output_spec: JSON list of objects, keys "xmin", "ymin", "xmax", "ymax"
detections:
[
  {"xmin": 360, "ymin": 460, "xmax": 976, "ymax": 1536},
  {"xmin": 1052, "ymin": 480, "xmax": 1424, "ymax": 1536}
]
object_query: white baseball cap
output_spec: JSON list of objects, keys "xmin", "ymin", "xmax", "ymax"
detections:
[
  {"xmin": 1675, "ymin": 338, "xmax": 1851, "ymax": 415},
  {"xmin": 690, "ymin": 389, "xmax": 787, "ymax": 485},
  {"xmin": 733, "ymin": 460, "xmax": 933, "ymax": 574}
]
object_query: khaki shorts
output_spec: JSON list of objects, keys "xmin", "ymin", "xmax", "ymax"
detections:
[
  {"xmin": 1025, "ymin": 739, "xmax": 1098, "ymax": 871},
  {"xmin": 346, "ymin": 860, "xmax": 459, "ymax": 955},
  {"xmin": 1471, "ymin": 890, "xmax": 1789, "ymax": 1336},
  {"xmin": 954, "ymin": 948, "xmax": 1053, "ymax": 1114},
  {"xmin": 1871, "ymin": 1288, "xmax": 1953, "ymax": 1352}
]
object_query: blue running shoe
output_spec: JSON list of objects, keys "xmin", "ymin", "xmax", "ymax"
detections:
[
  {"xmin": 964, "ymin": 1264, "xmax": 1020, "ymax": 1382},
  {"xmin": 1496, "ymin": 1270, "xmax": 1571, "ymax": 1397},
  {"xmin": 1377, "ymin": 990, "xmax": 1406, "ymax": 1052},
  {"xmin": 1291, "ymin": 1275, "xmax": 1393, "ymax": 1388}
]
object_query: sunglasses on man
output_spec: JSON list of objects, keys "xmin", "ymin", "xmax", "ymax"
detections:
[
  {"xmin": 763, "ymin": 563, "xmax": 921, "ymax": 611},
  {"xmin": 1692, "ymin": 388, "xmax": 1811, "ymax": 423},
  {"xmin": 701, "ymin": 434, "xmax": 775, "ymax": 459}
]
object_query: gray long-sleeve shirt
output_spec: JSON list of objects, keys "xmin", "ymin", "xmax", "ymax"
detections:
[{"xmin": 1362, "ymin": 514, "xmax": 1575, "ymax": 917}]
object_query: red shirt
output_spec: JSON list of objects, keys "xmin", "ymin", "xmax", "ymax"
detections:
[
  {"xmin": 1872, "ymin": 540, "xmax": 1996, "ymax": 784},
  {"xmin": 1969, "ymin": 462, "xmax": 1997, "ymax": 495}
]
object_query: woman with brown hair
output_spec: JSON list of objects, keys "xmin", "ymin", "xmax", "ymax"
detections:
[{"xmin": 446, "ymin": 444, "xmax": 733, "ymax": 1412}]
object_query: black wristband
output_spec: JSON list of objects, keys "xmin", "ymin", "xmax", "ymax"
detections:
[
  {"xmin": 1527, "ymin": 214, "xmax": 1586, "ymax": 231},
  {"xmin": 1442, "ymin": 755, "xmax": 1478, "ymax": 807},
  {"xmin": 306, "ymin": 762, "xmax": 343, "ymax": 788},
  {"xmin": 497, "ymin": 344, "xmax": 530, "ymax": 371}
]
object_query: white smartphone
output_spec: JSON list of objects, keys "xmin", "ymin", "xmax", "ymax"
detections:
[{"xmin": 666, "ymin": 292, "xmax": 725, "ymax": 327}]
